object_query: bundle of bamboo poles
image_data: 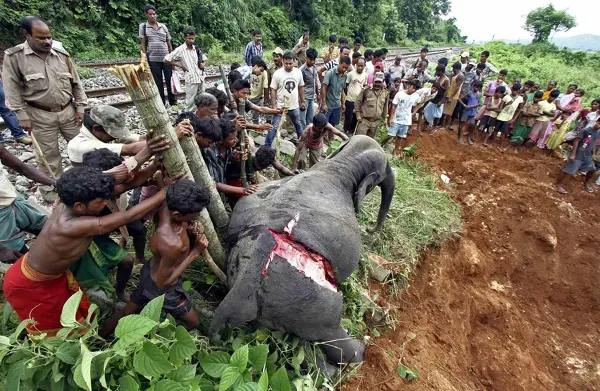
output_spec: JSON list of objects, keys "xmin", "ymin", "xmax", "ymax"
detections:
[{"xmin": 109, "ymin": 58, "xmax": 228, "ymax": 276}]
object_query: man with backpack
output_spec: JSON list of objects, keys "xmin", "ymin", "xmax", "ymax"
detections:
[
  {"xmin": 164, "ymin": 27, "xmax": 206, "ymax": 112},
  {"xmin": 139, "ymin": 5, "xmax": 176, "ymax": 106}
]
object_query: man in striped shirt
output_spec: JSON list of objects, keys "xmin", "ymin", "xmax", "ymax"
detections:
[
  {"xmin": 139, "ymin": 5, "xmax": 176, "ymax": 106},
  {"xmin": 244, "ymin": 30, "xmax": 263, "ymax": 66},
  {"xmin": 164, "ymin": 27, "xmax": 206, "ymax": 112}
]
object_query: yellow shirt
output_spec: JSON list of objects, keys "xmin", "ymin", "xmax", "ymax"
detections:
[{"xmin": 537, "ymin": 100, "xmax": 556, "ymax": 122}]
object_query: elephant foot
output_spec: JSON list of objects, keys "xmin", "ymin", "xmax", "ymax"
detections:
[{"xmin": 318, "ymin": 327, "xmax": 365, "ymax": 364}]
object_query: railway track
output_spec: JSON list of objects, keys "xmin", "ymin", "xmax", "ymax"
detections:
[
  {"xmin": 0, "ymin": 47, "xmax": 459, "ymax": 127},
  {"xmin": 88, "ymin": 47, "xmax": 458, "ymax": 109}
]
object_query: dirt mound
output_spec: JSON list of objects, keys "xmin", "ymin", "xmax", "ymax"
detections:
[{"xmin": 342, "ymin": 130, "xmax": 600, "ymax": 390}]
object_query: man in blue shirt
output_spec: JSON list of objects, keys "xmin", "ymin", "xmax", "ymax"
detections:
[{"xmin": 244, "ymin": 30, "xmax": 263, "ymax": 66}]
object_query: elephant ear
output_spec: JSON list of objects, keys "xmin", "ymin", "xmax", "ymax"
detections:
[{"xmin": 353, "ymin": 172, "xmax": 378, "ymax": 213}]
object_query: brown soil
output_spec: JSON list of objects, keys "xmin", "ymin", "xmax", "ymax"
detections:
[{"xmin": 342, "ymin": 129, "xmax": 600, "ymax": 391}]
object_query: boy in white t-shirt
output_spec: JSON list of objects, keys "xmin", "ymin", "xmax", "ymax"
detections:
[
  {"xmin": 381, "ymin": 79, "xmax": 421, "ymax": 156},
  {"xmin": 265, "ymin": 52, "xmax": 305, "ymax": 147}
]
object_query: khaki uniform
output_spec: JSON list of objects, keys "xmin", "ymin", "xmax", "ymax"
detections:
[
  {"xmin": 2, "ymin": 41, "xmax": 88, "ymax": 180},
  {"xmin": 354, "ymin": 87, "xmax": 388, "ymax": 138}
]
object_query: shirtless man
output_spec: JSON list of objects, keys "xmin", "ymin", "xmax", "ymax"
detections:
[
  {"xmin": 292, "ymin": 113, "xmax": 348, "ymax": 171},
  {"xmin": 101, "ymin": 179, "xmax": 210, "ymax": 334},
  {"xmin": 3, "ymin": 166, "xmax": 171, "ymax": 335}
]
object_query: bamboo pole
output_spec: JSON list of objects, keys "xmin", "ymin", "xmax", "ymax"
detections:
[
  {"xmin": 219, "ymin": 65, "xmax": 238, "ymax": 116},
  {"xmin": 237, "ymin": 99, "xmax": 249, "ymax": 188},
  {"xmin": 178, "ymin": 119, "xmax": 230, "ymax": 237},
  {"xmin": 109, "ymin": 59, "xmax": 227, "ymax": 270}
]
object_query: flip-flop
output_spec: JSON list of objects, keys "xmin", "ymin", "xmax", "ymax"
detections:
[{"xmin": 584, "ymin": 184, "xmax": 594, "ymax": 193}]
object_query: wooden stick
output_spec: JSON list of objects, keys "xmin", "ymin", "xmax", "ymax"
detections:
[
  {"xmin": 237, "ymin": 99, "xmax": 249, "ymax": 188},
  {"xmin": 30, "ymin": 133, "xmax": 56, "ymax": 180},
  {"xmin": 219, "ymin": 65, "xmax": 238, "ymax": 116}
]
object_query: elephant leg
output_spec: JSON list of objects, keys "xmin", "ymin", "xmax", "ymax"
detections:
[{"xmin": 318, "ymin": 326, "xmax": 365, "ymax": 364}]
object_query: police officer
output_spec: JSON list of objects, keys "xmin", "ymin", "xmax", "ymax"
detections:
[{"xmin": 2, "ymin": 16, "xmax": 87, "ymax": 202}]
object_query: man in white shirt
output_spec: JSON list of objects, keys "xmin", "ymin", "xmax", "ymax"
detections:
[
  {"xmin": 266, "ymin": 52, "xmax": 305, "ymax": 147},
  {"xmin": 164, "ymin": 27, "xmax": 205, "ymax": 112},
  {"xmin": 343, "ymin": 58, "xmax": 368, "ymax": 134}
]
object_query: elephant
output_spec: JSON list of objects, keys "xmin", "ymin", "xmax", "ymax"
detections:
[{"xmin": 209, "ymin": 135, "xmax": 395, "ymax": 364}]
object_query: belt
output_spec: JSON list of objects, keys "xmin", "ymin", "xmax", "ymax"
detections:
[{"xmin": 26, "ymin": 101, "xmax": 71, "ymax": 113}]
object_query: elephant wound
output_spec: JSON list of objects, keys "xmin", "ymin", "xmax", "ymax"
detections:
[{"xmin": 262, "ymin": 214, "xmax": 337, "ymax": 292}]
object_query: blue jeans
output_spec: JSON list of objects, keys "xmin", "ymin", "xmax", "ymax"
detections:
[
  {"xmin": 249, "ymin": 98, "xmax": 263, "ymax": 123},
  {"xmin": 324, "ymin": 107, "xmax": 342, "ymax": 126},
  {"xmin": 0, "ymin": 81, "xmax": 27, "ymax": 140},
  {"xmin": 265, "ymin": 108, "xmax": 304, "ymax": 146},
  {"xmin": 300, "ymin": 98, "xmax": 315, "ymax": 129}
]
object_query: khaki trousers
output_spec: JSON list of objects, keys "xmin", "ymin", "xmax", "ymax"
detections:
[
  {"xmin": 185, "ymin": 82, "xmax": 204, "ymax": 112},
  {"xmin": 27, "ymin": 105, "xmax": 79, "ymax": 179},
  {"xmin": 355, "ymin": 119, "xmax": 380, "ymax": 139}
]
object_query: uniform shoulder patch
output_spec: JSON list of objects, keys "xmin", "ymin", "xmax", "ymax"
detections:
[
  {"xmin": 53, "ymin": 46, "xmax": 70, "ymax": 56},
  {"xmin": 4, "ymin": 44, "xmax": 25, "ymax": 56}
]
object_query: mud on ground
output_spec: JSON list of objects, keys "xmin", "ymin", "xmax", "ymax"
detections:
[{"xmin": 342, "ymin": 130, "xmax": 600, "ymax": 391}]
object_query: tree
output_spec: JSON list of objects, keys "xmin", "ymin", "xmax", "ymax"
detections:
[
  {"xmin": 396, "ymin": 0, "xmax": 451, "ymax": 40},
  {"xmin": 524, "ymin": 4, "xmax": 576, "ymax": 44}
]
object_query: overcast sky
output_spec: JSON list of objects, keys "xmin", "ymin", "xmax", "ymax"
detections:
[{"xmin": 449, "ymin": 1, "xmax": 594, "ymax": 42}]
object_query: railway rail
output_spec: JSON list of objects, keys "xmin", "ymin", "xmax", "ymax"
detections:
[
  {"xmin": 88, "ymin": 47, "xmax": 458, "ymax": 109},
  {"xmin": 0, "ymin": 47, "xmax": 460, "ymax": 127}
]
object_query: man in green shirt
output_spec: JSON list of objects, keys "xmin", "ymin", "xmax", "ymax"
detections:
[{"xmin": 321, "ymin": 56, "xmax": 350, "ymax": 127}]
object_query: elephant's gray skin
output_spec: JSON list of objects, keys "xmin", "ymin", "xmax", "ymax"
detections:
[{"xmin": 209, "ymin": 135, "xmax": 395, "ymax": 364}]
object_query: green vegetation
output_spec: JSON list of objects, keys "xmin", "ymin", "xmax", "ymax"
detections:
[
  {"xmin": 470, "ymin": 41, "xmax": 600, "ymax": 106},
  {"xmin": 0, "ymin": 141, "xmax": 462, "ymax": 390},
  {"xmin": 0, "ymin": 0, "xmax": 465, "ymax": 60},
  {"xmin": 524, "ymin": 4, "xmax": 576, "ymax": 44}
]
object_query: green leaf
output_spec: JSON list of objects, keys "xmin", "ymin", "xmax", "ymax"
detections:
[
  {"xmin": 230, "ymin": 344, "xmax": 249, "ymax": 373},
  {"xmin": 170, "ymin": 326, "xmax": 197, "ymax": 365},
  {"xmin": 60, "ymin": 289, "xmax": 83, "ymax": 327},
  {"xmin": 257, "ymin": 371, "xmax": 268, "ymax": 391},
  {"xmin": 56, "ymin": 341, "xmax": 80, "ymax": 365},
  {"xmin": 7, "ymin": 360, "xmax": 25, "ymax": 391},
  {"xmin": 248, "ymin": 345, "xmax": 268, "ymax": 371},
  {"xmin": 85, "ymin": 303, "xmax": 98, "ymax": 325},
  {"xmin": 396, "ymin": 364, "xmax": 419, "ymax": 381},
  {"xmin": 50, "ymin": 376, "xmax": 66, "ymax": 391},
  {"xmin": 140, "ymin": 294, "xmax": 165, "ymax": 323},
  {"xmin": 114, "ymin": 315, "xmax": 158, "ymax": 350},
  {"xmin": 80, "ymin": 342, "xmax": 93, "ymax": 391},
  {"xmin": 372, "ymin": 328, "xmax": 381, "ymax": 337},
  {"xmin": 11, "ymin": 318, "xmax": 32, "ymax": 341},
  {"xmin": 235, "ymin": 382, "xmax": 258, "ymax": 391},
  {"xmin": 0, "ymin": 335, "xmax": 10, "ymax": 346},
  {"xmin": 254, "ymin": 329, "xmax": 269, "ymax": 342},
  {"xmin": 291, "ymin": 375, "xmax": 317, "ymax": 391},
  {"xmin": 2, "ymin": 302, "xmax": 13, "ymax": 327},
  {"xmin": 269, "ymin": 367, "xmax": 291, "ymax": 391},
  {"xmin": 182, "ymin": 280, "xmax": 192, "ymax": 291},
  {"xmin": 155, "ymin": 379, "xmax": 188, "ymax": 391},
  {"xmin": 73, "ymin": 362, "xmax": 89, "ymax": 391},
  {"xmin": 99, "ymin": 354, "xmax": 113, "ymax": 388},
  {"xmin": 200, "ymin": 352, "xmax": 231, "ymax": 378},
  {"xmin": 32, "ymin": 362, "xmax": 54, "ymax": 386},
  {"xmin": 119, "ymin": 374, "xmax": 140, "ymax": 391},
  {"xmin": 133, "ymin": 341, "xmax": 174, "ymax": 378},
  {"xmin": 170, "ymin": 364, "xmax": 197, "ymax": 382},
  {"xmin": 218, "ymin": 366, "xmax": 240, "ymax": 391}
]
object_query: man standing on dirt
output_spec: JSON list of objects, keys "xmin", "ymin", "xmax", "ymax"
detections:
[
  {"xmin": 164, "ymin": 27, "xmax": 205, "ymax": 112},
  {"xmin": 354, "ymin": 72, "xmax": 389, "ymax": 138},
  {"xmin": 556, "ymin": 121, "xmax": 600, "ymax": 194},
  {"xmin": 140, "ymin": 5, "xmax": 176, "ymax": 106},
  {"xmin": 3, "ymin": 16, "xmax": 88, "ymax": 203}
]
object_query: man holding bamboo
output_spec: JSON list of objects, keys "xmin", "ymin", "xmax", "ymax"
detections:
[{"xmin": 2, "ymin": 16, "xmax": 88, "ymax": 203}]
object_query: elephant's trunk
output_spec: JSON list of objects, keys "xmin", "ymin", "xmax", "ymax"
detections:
[{"xmin": 369, "ymin": 164, "xmax": 395, "ymax": 233}]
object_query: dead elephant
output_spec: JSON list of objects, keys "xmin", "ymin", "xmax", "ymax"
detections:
[{"xmin": 209, "ymin": 135, "xmax": 395, "ymax": 364}]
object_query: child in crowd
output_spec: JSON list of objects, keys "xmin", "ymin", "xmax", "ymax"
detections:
[
  {"xmin": 292, "ymin": 113, "xmax": 348, "ymax": 171},
  {"xmin": 491, "ymin": 83, "xmax": 523, "ymax": 150},
  {"xmin": 528, "ymin": 89, "xmax": 559, "ymax": 149},
  {"xmin": 381, "ymin": 79, "xmax": 421, "ymax": 156},
  {"xmin": 545, "ymin": 111, "xmax": 571, "ymax": 154},
  {"xmin": 414, "ymin": 82, "xmax": 440, "ymax": 135},
  {"xmin": 478, "ymin": 86, "xmax": 505, "ymax": 146},
  {"xmin": 458, "ymin": 81, "xmax": 483, "ymax": 144},
  {"xmin": 510, "ymin": 91, "xmax": 543, "ymax": 151},
  {"xmin": 556, "ymin": 121, "xmax": 600, "ymax": 194}
]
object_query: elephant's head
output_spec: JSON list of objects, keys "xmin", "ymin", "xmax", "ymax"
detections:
[{"xmin": 319, "ymin": 135, "xmax": 395, "ymax": 232}]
